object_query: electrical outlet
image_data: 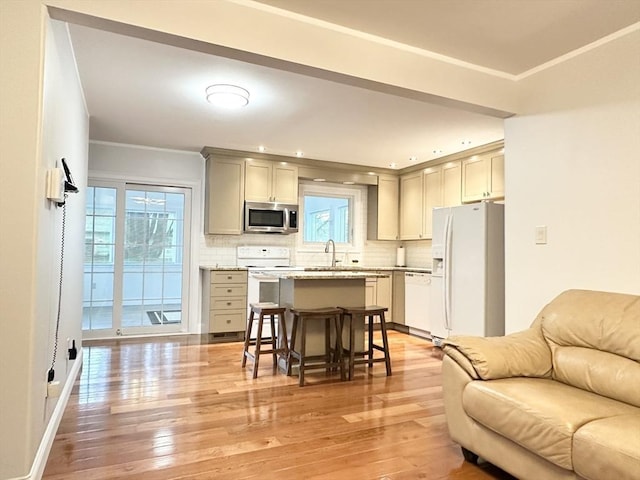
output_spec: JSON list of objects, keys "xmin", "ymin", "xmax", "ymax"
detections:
[{"xmin": 47, "ymin": 381, "xmax": 61, "ymax": 398}]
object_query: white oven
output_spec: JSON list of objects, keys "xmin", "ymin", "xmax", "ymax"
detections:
[{"xmin": 237, "ymin": 246, "xmax": 303, "ymax": 338}]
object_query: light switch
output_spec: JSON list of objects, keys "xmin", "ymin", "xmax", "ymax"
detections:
[{"xmin": 535, "ymin": 225, "xmax": 547, "ymax": 245}]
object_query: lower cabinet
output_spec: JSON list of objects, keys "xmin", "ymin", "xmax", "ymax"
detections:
[
  {"xmin": 392, "ymin": 271, "xmax": 405, "ymax": 325},
  {"xmin": 202, "ymin": 269, "xmax": 247, "ymax": 338},
  {"xmin": 365, "ymin": 273, "xmax": 392, "ymax": 322}
]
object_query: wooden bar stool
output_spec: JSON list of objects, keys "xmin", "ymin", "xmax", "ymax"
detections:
[
  {"xmin": 337, "ymin": 305, "xmax": 392, "ymax": 380},
  {"xmin": 242, "ymin": 302, "xmax": 288, "ymax": 379},
  {"xmin": 287, "ymin": 307, "xmax": 346, "ymax": 386}
]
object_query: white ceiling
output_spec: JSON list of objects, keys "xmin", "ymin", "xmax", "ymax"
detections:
[{"xmin": 66, "ymin": 1, "xmax": 640, "ymax": 170}]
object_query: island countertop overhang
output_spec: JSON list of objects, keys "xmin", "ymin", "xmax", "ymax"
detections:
[{"xmin": 273, "ymin": 271, "xmax": 390, "ymax": 280}]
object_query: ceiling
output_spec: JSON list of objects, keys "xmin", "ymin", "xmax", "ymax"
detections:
[{"xmin": 66, "ymin": 0, "xmax": 640, "ymax": 170}]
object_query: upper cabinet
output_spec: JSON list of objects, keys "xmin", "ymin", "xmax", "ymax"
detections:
[
  {"xmin": 461, "ymin": 152, "xmax": 504, "ymax": 203},
  {"xmin": 399, "ymin": 170, "xmax": 424, "ymax": 240},
  {"xmin": 423, "ymin": 162, "xmax": 462, "ymax": 239},
  {"xmin": 204, "ymin": 157, "xmax": 245, "ymax": 235},
  {"xmin": 245, "ymin": 159, "xmax": 298, "ymax": 204},
  {"xmin": 367, "ymin": 174, "xmax": 399, "ymax": 240},
  {"xmin": 400, "ymin": 161, "xmax": 462, "ymax": 240}
]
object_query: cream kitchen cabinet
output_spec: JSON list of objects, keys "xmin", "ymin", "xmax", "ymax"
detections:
[
  {"xmin": 391, "ymin": 271, "xmax": 405, "ymax": 325},
  {"xmin": 245, "ymin": 159, "xmax": 298, "ymax": 204},
  {"xmin": 461, "ymin": 152, "xmax": 504, "ymax": 203},
  {"xmin": 201, "ymin": 269, "xmax": 248, "ymax": 338},
  {"xmin": 399, "ymin": 171, "xmax": 424, "ymax": 240},
  {"xmin": 423, "ymin": 161, "xmax": 461, "ymax": 239},
  {"xmin": 365, "ymin": 273, "xmax": 392, "ymax": 322},
  {"xmin": 204, "ymin": 157, "xmax": 245, "ymax": 234},
  {"xmin": 367, "ymin": 174, "xmax": 399, "ymax": 240}
]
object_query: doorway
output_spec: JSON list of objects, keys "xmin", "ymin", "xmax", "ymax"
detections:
[{"xmin": 83, "ymin": 181, "xmax": 191, "ymax": 338}]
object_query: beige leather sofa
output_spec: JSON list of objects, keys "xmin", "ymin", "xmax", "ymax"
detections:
[{"xmin": 441, "ymin": 289, "xmax": 640, "ymax": 480}]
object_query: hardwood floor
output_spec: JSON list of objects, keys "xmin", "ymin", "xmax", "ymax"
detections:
[{"xmin": 43, "ymin": 331, "xmax": 514, "ymax": 480}]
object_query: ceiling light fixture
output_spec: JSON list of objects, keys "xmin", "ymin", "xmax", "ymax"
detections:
[
  {"xmin": 409, "ymin": 156, "xmax": 418, "ymax": 162},
  {"xmin": 432, "ymin": 149, "xmax": 443, "ymax": 155},
  {"xmin": 258, "ymin": 145, "xmax": 266, "ymax": 152},
  {"xmin": 462, "ymin": 140, "xmax": 472, "ymax": 145},
  {"xmin": 313, "ymin": 178, "xmax": 326, "ymax": 182},
  {"xmin": 295, "ymin": 151, "xmax": 304, "ymax": 158},
  {"xmin": 206, "ymin": 84, "xmax": 250, "ymax": 108}
]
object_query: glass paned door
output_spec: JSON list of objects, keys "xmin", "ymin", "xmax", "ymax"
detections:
[
  {"xmin": 84, "ymin": 186, "xmax": 117, "ymax": 330},
  {"xmin": 122, "ymin": 188, "xmax": 185, "ymax": 331},
  {"xmin": 83, "ymin": 182, "xmax": 191, "ymax": 337}
]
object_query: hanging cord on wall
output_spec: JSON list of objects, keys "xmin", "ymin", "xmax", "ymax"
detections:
[{"xmin": 48, "ymin": 195, "xmax": 67, "ymax": 383}]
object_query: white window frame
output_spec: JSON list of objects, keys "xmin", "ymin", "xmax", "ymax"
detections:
[{"xmin": 297, "ymin": 181, "xmax": 364, "ymax": 255}]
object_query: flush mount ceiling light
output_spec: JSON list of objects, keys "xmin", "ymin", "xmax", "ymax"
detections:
[{"xmin": 206, "ymin": 84, "xmax": 250, "ymax": 108}]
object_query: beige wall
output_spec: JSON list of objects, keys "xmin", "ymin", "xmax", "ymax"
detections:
[
  {"xmin": 0, "ymin": 3, "xmax": 88, "ymax": 476},
  {"xmin": 503, "ymin": 30, "xmax": 640, "ymax": 333},
  {"xmin": 1, "ymin": 0, "xmax": 638, "ymax": 477}
]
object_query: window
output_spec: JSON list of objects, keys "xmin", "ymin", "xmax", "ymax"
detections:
[
  {"xmin": 299, "ymin": 182, "xmax": 364, "ymax": 251},
  {"xmin": 304, "ymin": 195, "xmax": 349, "ymax": 243}
]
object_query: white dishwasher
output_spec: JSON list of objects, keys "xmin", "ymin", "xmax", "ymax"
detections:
[{"xmin": 404, "ymin": 272, "xmax": 431, "ymax": 334}]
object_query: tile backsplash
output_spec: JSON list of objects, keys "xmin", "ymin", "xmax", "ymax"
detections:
[{"xmin": 199, "ymin": 234, "xmax": 432, "ymax": 269}]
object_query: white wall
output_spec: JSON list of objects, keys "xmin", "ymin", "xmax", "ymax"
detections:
[
  {"xmin": 504, "ymin": 30, "xmax": 640, "ymax": 333},
  {"xmin": 0, "ymin": 9, "xmax": 88, "ymax": 479}
]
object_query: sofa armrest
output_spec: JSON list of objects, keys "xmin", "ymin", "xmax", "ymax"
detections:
[{"xmin": 442, "ymin": 322, "xmax": 552, "ymax": 380}]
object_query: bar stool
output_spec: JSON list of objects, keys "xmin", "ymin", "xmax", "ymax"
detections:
[
  {"xmin": 287, "ymin": 307, "xmax": 346, "ymax": 386},
  {"xmin": 242, "ymin": 302, "xmax": 288, "ymax": 379},
  {"xmin": 337, "ymin": 305, "xmax": 392, "ymax": 380}
]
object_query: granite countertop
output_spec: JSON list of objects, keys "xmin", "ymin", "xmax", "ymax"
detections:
[
  {"xmin": 304, "ymin": 266, "xmax": 432, "ymax": 273},
  {"xmin": 276, "ymin": 270, "xmax": 390, "ymax": 280},
  {"xmin": 199, "ymin": 266, "xmax": 248, "ymax": 271},
  {"xmin": 199, "ymin": 265, "xmax": 431, "ymax": 273}
]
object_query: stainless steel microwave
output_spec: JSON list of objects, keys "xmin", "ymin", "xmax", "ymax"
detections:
[{"xmin": 244, "ymin": 202, "xmax": 298, "ymax": 234}]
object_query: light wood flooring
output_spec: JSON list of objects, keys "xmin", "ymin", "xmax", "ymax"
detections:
[{"xmin": 43, "ymin": 330, "xmax": 514, "ymax": 480}]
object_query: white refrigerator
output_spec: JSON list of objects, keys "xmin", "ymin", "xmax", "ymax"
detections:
[{"xmin": 429, "ymin": 202, "xmax": 505, "ymax": 345}]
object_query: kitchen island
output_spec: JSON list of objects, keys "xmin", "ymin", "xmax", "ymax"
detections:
[{"xmin": 277, "ymin": 271, "xmax": 390, "ymax": 359}]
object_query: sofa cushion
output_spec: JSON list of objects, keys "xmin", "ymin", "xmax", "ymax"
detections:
[
  {"xmin": 573, "ymin": 414, "xmax": 640, "ymax": 480},
  {"xmin": 539, "ymin": 289, "xmax": 640, "ymax": 362},
  {"xmin": 462, "ymin": 378, "xmax": 638, "ymax": 470},
  {"xmin": 553, "ymin": 346, "xmax": 640, "ymax": 407}
]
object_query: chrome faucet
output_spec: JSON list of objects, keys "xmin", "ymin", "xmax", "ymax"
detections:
[{"xmin": 324, "ymin": 239, "xmax": 336, "ymax": 267}]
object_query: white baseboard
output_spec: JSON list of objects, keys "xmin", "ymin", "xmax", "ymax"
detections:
[{"xmin": 11, "ymin": 350, "xmax": 84, "ymax": 480}]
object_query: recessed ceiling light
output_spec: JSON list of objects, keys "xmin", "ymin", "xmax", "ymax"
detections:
[
  {"xmin": 367, "ymin": 172, "xmax": 375, "ymax": 175},
  {"xmin": 205, "ymin": 84, "xmax": 249, "ymax": 108},
  {"xmin": 258, "ymin": 145, "xmax": 266, "ymax": 152},
  {"xmin": 432, "ymin": 149, "xmax": 443, "ymax": 155},
  {"xmin": 409, "ymin": 156, "xmax": 418, "ymax": 162},
  {"xmin": 295, "ymin": 151, "xmax": 304, "ymax": 158},
  {"xmin": 389, "ymin": 163, "xmax": 397, "ymax": 168},
  {"xmin": 461, "ymin": 140, "xmax": 472, "ymax": 145}
]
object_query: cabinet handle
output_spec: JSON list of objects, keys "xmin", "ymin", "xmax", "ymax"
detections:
[
  {"xmin": 227, "ymin": 275, "xmax": 232, "ymax": 280},
  {"xmin": 227, "ymin": 289, "xmax": 232, "ymax": 293},
  {"xmin": 226, "ymin": 302, "xmax": 232, "ymax": 306},
  {"xmin": 226, "ymin": 319, "xmax": 231, "ymax": 324}
]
